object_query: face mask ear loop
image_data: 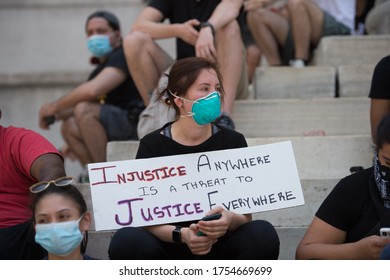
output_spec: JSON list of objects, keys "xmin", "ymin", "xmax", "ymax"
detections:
[{"xmin": 169, "ymin": 90, "xmax": 195, "ymax": 118}]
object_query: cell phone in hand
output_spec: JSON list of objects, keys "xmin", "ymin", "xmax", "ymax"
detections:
[
  {"xmin": 380, "ymin": 228, "xmax": 390, "ymax": 239},
  {"xmin": 197, "ymin": 213, "xmax": 222, "ymax": 236}
]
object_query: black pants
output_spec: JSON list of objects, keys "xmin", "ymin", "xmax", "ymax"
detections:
[
  {"xmin": 108, "ymin": 220, "xmax": 280, "ymax": 260},
  {"xmin": 0, "ymin": 221, "xmax": 46, "ymax": 260}
]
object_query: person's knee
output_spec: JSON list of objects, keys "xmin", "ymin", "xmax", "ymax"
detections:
[
  {"xmin": 73, "ymin": 102, "xmax": 96, "ymax": 123},
  {"xmin": 108, "ymin": 227, "xmax": 161, "ymax": 260},
  {"xmin": 244, "ymin": 220, "xmax": 280, "ymax": 258},
  {"xmin": 124, "ymin": 31, "xmax": 153, "ymax": 54},
  {"xmin": 247, "ymin": 8, "xmax": 269, "ymax": 28},
  {"xmin": 216, "ymin": 20, "xmax": 241, "ymax": 43}
]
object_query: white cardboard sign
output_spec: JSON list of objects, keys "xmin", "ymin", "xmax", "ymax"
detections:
[{"xmin": 88, "ymin": 141, "xmax": 304, "ymax": 231}]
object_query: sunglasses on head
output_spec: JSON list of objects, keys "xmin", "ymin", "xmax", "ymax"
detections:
[{"xmin": 30, "ymin": 176, "xmax": 75, "ymax": 194}]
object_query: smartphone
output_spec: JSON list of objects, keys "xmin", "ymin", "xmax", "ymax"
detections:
[
  {"xmin": 380, "ymin": 228, "xmax": 390, "ymax": 239},
  {"xmin": 197, "ymin": 213, "xmax": 222, "ymax": 236}
]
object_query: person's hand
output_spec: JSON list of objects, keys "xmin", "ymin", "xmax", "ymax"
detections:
[
  {"xmin": 38, "ymin": 103, "xmax": 56, "ymax": 129},
  {"xmin": 195, "ymin": 25, "xmax": 217, "ymax": 62},
  {"xmin": 355, "ymin": 235, "xmax": 390, "ymax": 259},
  {"xmin": 179, "ymin": 19, "xmax": 201, "ymax": 46},
  {"xmin": 181, "ymin": 225, "xmax": 217, "ymax": 255},
  {"xmin": 196, "ymin": 207, "xmax": 229, "ymax": 239}
]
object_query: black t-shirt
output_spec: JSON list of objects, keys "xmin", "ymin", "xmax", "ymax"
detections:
[
  {"xmin": 368, "ymin": 55, "xmax": 390, "ymax": 99},
  {"xmin": 148, "ymin": 0, "xmax": 243, "ymax": 59},
  {"xmin": 88, "ymin": 47, "xmax": 143, "ymax": 110},
  {"xmin": 316, "ymin": 167, "xmax": 382, "ymax": 242},
  {"xmin": 136, "ymin": 122, "xmax": 247, "ymax": 227},
  {"xmin": 136, "ymin": 122, "xmax": 247, "ymax": 159}
]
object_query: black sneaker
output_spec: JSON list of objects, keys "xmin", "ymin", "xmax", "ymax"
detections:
[{"xmin": 214, "ymin": 113, "xmax": 235, "ymax": 130}]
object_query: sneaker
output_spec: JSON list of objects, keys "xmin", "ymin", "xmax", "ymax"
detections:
[
  {"xmin": 214, "ymin": 113, "xmax": 235, "ymax": 130},
  {"xmin": 289, "ymin": 59, "xmax": 306, "ymax": 68}
]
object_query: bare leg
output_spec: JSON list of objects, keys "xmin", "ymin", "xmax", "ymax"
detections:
[
  {"xmin": 215, "ymin": 20, "xmax": 244, "ymax": 115},
  {"xmin": 247, "ymin": 8, "xmax": 289, "ymax": 66},
  {"xmin": 73, "ymin": 102, "xmax": 107, "ymax": 163},
  {"xmin": 287, "ymin": 0, "xmax": 324, "ymax": 61},
  {"xmin": 123, "ymin": 31, "xmax": 174, "ymax": 106},
  {"xmin": 61, "ymin": 117, "xmax": 92, "ymax": 166},
  {"xmin": 246, "ymin": 44, "xmax": 261, "ymax": 84}
]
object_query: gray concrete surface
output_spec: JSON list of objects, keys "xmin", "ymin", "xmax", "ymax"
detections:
[
  {"xmin": 337, "ymin": 64, "xmax": 375, "ymax": 97},
  {"xmin": 232, "ymin": 97, "xmax": 371, "ymax": 138},
  {"xmin": 253, "ymin": 66, "xmax": 336, "ymax": 99},
  {"xmin": 311, "ymin": 34, "xmax": 390, "ymax": 67}
]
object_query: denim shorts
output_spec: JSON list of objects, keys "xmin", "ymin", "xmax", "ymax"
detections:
[{"xmin": 99, "ymin": 104, "xmax": 138, "ymax": 141}]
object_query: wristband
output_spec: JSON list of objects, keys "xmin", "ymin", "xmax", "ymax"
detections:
[
  {"xmin": 172, "ymin": 226, "xmax": 182, "ymax": 243},
  {"xmin": 199, "ymin": 21, "xmax": 215, "ymax": 36}
]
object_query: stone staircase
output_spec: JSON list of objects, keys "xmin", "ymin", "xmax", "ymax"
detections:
[{"xmin": 1, "ymin": 0, "xmax": 389, "ymax": 260}]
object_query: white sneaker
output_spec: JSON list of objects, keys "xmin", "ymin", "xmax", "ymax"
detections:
[{"xmin": 289, "ymin": 59, "xmax": 306, "ymax": 68}]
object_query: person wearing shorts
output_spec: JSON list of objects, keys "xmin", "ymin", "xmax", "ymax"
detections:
[
  {"xmin": 246, "ymin": 0, "xmax": 355, "ymax": 67},
  {"xmin": 38, "ymin": 11, "xmax": 144, "ymax": 171}
]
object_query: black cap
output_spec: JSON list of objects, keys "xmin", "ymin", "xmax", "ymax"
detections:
[{"xmin": 86, "ymin": 10, "xmax": 120, "ymax": 32}]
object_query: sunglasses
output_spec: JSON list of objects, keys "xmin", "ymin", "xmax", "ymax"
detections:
[{"xmin": 30, "ymin": 176, "xmax": 75, "ymax": 194}]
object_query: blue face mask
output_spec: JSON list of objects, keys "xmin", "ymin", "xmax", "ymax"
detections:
[
  {"xmin": 170, "ymin": 91, "xmax": 221, "ymax": 125},
  {"xmin": 35, "ymin": 216, "xmax": 84, "ymax": 256},
  {"xmin": 87, "ymin": 34, "xmax": 112, "ymax": 58}
]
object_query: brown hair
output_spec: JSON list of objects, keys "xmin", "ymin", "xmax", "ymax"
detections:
[{"xmin": 158, "ymin": 57, "xmax": 225, "ymax": 116}]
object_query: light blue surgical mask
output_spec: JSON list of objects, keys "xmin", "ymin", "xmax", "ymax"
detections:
[
  {"xmin": 35, "ymin": 216, "xmax": 84, "ymax": 256},
  {"xmin": 87, "ymin": 34, "xmax": 112, "ymax": 58},
  {"xmin": 170, "ymin": 91, "xmax": 221, "ymax": 125}
]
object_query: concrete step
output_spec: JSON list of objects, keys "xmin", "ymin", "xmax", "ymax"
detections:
[
  {"xmin": 312, "ymin": 35, "xmax": 390, "ymax": 67},
  {"xmin": 232, "ymin": 97, "xmax": 370, "ymax": 137},
  {"xmin": 337, "ymin": 64, "xmax": 375, "ymax": 97},
  {"xmin": 107, "ymin": 135, "xmax": 373, "ymax": 180},
  {"xmin": 253, "ymin": 66, "xmax": 336, "ymax": 99}
]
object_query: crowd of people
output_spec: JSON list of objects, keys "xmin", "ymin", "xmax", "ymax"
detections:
[{"xmin": 1, "ymin": 0, "xmax": 390, "ymax": 260}]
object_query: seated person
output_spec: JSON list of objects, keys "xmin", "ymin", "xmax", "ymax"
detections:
[
  {"xmin": 245, "ymin": 0, "xmax": 355, "ymax": 67},
  {"xmin": 0, "ymin": 108, "xmax": 66, "ymax": 260},
  {"xmin": 369, "ymin": 55, "xmax": 390, "ymax": 145},
  {"xmin": 31, "ymin": 177, "xmax": 95, "ymax": 260},
  {"xmin": 38, "ymin": 11, "xmax": 144, "ymax": 170},
  {"xmin": 108, "ymin": 57, "xmax": 280, "ymax": 260},
  {"xmin": 296, "ymin": 114, "xmax": 390, "ymax": 259}
]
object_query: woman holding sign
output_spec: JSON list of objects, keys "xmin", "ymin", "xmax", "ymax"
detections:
[{"xmin": 108, "ymin": 57, "xmax": 280, "ymax": 260}]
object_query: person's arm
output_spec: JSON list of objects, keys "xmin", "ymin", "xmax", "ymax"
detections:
[
  {"xmin": 195, "ymin": 0, "xmax": 243, "ymax": 60},
  {"xmin": 39, "ymin": 66, "xmax": 126, "ymax": 129},
  {"xmin": 131, "ymin": 6, "xmax": 200, "ymax": 46},
  {"xmin": 370, "ymin": 99, "xmax": 390, "ymax": 144},
  {"xmin": 207, "ymin": 0, "xmax": 243, "ymax": 31},
  {"xmin": 30, "ymin": 153, "xmax": 66, "ymax": 181},
  {"xmin": 295, "ymin": 216, "xmax": 389, "ymax": 259}
]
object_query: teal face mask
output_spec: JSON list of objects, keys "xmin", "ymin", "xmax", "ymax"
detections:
[
  {"xmin": 87, "ymin": 34, "xmax": 112, "ymax": 58},
  {"xmin": 170, "ymin": 91, "xmax": 221, "ymax": 125},
  {"xmin": 35, "ymin": 216, "xmax": 83, "ymax": 256}
]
